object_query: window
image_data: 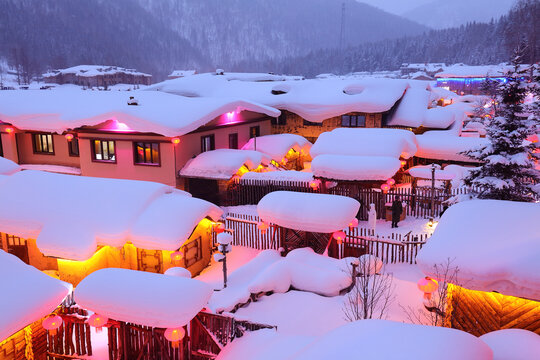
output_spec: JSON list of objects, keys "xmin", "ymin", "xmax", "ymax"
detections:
[
  {"xmin": 68, "ymin": 137, "xmax": 79, "ymax": 157},
  {"xmin": 341, "ymin": 114, "xmax": 366, "ymax": 127},
  {"xmin": 303, "ymin": 119, "xmax": 322, "ymax": 126},
  {"xmin": 249, "ymin": 126, "xmax": 260, "ymax": 138},
  {"xmin": 182, "ymin": 237, "xmax": 202, "ymax": 268},
  {"xmin": 201, "ymin": 135, "xmax": 215, "ymax": 153},
  {"xmin": 271, "ymin": 113, "xmax": 287, "ymax": 125},
  {"xmin": 229, "ymin": 133, "xmax": 238, "ymax": 149},
  {"xmin": 32, "ymin": 133, "xmax": 54, "ymax": 154},
  {"xmin": 0, "ymin": 134, "xmax": 3, "ymax": 157},
  {"xmin": 134, "ymin": 142, "xmax": 160, "ymax": 165},
  {"xmin": 92, "ymin": 139, "xmax": 116, "ymax": 162}
]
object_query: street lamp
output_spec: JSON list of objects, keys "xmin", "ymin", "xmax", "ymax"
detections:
[
  {"xmin": 430, "ymin": 163, "xmax": 436, "ymax": 219},
  {"xmin": 216, "ymin": 233, "xmax": 232, "ymax": 289}
]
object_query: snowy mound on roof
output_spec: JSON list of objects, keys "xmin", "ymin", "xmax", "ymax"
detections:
[
  {"xmin": 75, "ymin": 268, "xmax": 212, "ymax": 328},
  {"xmin": 43, "ymin": 65, "xmax": 151, "ymax": 77},
  {"xmin": 0, "ymin": 250, "xmax": 71, "ymax": 341},
  {"xmin": 408, "ymin": 165, "xmax": 455, "ymax": 180},
  {"xmin": 435, "ymin": 63, "xmax": 517, "ymax": 78},
  {"xmin": 0, "ymin": 90, "xmax": 279, "ymax": 137},
  {"xmin": 480, "ymin": 329, "xmax": 540, "ymax": 360},
  {"xmin": 310, "ymin": 128, "xmax": 418, "ymax": 159},
  {"xmin": 0, "ymin": 170, "xmax": 222, "ymax": 261},
  {"xmin": 257, "ymin": 191, "xmax": 359, "ymax": 233},
  {"xmin": 180, "ymin": 149, "xmax": 270, "ymax": 180},
  {"xmin": 241, "ymin": 134, "xmax": 312, "ymax": 161},
  {"xmin": 415, "ymin": 132, "xmax": 489, "ymax": 162},
  {"xmin": 0, "ymin": 156, "xmax": 21, "ymax": 175},
  {"xmin": 290, "ymin": 319, "xmax": 492, "ymax": 360},
  {"xmin": 417, "ymin": 200, "xmax": 540, "ymax": 299},
  {"xmin": 241, "ymin": 170, "xmax": 314, "ymax": 182},
  {"xmin": 312, "ymin": 155, "xmax": 401, "ymax": 181}
]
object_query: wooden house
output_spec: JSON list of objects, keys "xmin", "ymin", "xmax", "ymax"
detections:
[
  {"xmin": 42, "ymin": 65, "xmax": 152, "ymax": 87},
  {"xmin": 417, "ymin": 200, "xmax": 540, "ymax": 335},
  {"xmin": 0, "ymin": 168, "xmax": 223, "ymax": 286}
]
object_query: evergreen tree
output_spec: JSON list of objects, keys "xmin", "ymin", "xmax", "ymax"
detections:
[{"xmin": 463, "ymin": 46, "xmax": 540, "ymax": 201}]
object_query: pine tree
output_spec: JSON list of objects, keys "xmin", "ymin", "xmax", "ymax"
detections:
[{"xmin": 463, "ymin": 46, "xmax": 540, "ymax": 201}]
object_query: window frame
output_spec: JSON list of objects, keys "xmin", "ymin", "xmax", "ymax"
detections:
[
  {"xmin": 228, "ymin": 133, "xmax": 238, "ymax": 149},
  {"xmin": 91, "ymin": 139, "xmax": 117, "ymax": 163},
  {"xmin": 271, "ymin": 113, "xmax": 287, "ymax": 126},
  {"xmin": 32, "ymin": 133, "xmax": 55, "ymax": 155},
  {"xmin": 200, "ymin": 134, "xmax": 215, "ymax": 153},
  {"xmin": 67, "ymin": 137, "xmax": 80, "ymax": 157},
  {"xmin": 181, "ymin": 236, "xmax": 202, "ymax": 268},
  {"xmin": 249, "ymin": 126, "xmax": 260, "ymax": 138},
  {"xmin": 302, "ymin": 119, "xmax": 322, "ymax": 127},
  {"xmin": 133, "ymin": 141, "xmax": 161, "ymax": 166},
  {"xmin": 341, "ymin": 114, "xmax": 366, "ymax": 128}
]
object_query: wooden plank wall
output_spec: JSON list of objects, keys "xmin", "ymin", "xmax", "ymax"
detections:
[{"xmin": 0, "ymin": 319, "xmax": 47, "ymax": 360}]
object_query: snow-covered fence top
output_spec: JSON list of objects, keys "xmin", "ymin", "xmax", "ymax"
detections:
[
  {"xmin": 0, "ymin": 90, "xmax": 279, "ymax": 137},
  {"xmin": 0, "ymin": 170, "xmax": 222, "ymax": 261},
  {"xmin": 0, "ymin": 250, "xmax": 72, "ymax": 341},
  {"xmin": 179, "ymin": 149, "xmax": 271, "ymax": 180},
  {"xmin": 257, "ymin": 191, "xmax": 359, "ymax": 233},
  {"xmin": 75, "ymin": 268, "xmax": 212, "ymax": 328},
  {"xmin": 241, "ymin": 134, "xmax": 312, "ymax": 162},
  {"xmin": 417, "ymin": 200, "xmax": 540, "ymax": 300}
]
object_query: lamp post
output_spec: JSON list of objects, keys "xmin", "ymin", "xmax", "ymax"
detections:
[
  {"xmin": 430, "ymin": 163, "xmax": 436, "ymax": 219},
  {"xmin": 216, "ymin": 233, "xmax": 232, "ymax": 289}
]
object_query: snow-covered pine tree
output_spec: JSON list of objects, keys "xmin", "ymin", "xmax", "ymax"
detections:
[{"xmin": 463, "ymin": 46, "xmax": 540, "ymax": 202}]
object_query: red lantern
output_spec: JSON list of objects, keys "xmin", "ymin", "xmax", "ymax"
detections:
[
  {"xmin": 214, "ymin": 223, "xmax": 225, "ymax": 234},
  {"xmin": 5, "ymin": 127, "xmax": 14, "ymax": 134},
  {"xmin": 417, "ymin": 276, "xmax": 439, "ymax": 300},
  {"xmin": 88, "ymin": 314, "xmax": 109, "ymax": 332},
  {"xmin": 65, "ymin": 133, "xmax": 74, "ymax": 141},
  {"xmin": 400, "ymin": 160, "xmax": 407, "ymax": 167},
  {"xmin": 164, "ymin": 327, "xmax": 185, "ymax": 348},
  {"xmin": 257, "ymin": 221, "xmax": 269, "ymax": 234},
  {"xmin": 333, "ymin": 230, "xmax": 346, "ymax": 245},
  {"xmin": 170, "ymin": 250, "xmax": 184, "ymax": 264},
  {"xmin": 309, "ymin": 180, "xmax": 320, "ymax": 190},
  {"xmin": 387, "ymin": 178, "xmax": 396, "ymax": 186},
  {"xmin": 380, "ymin": 183, "xmax": 390, "ymax": 192},
  {"xmin": 42, "ymin": 315, "xmax": 63, "ymax": 336},
  {"xmin": 171, "ymin": 137, "xmax": 180, "ymax": 145},
  {"xmin": 348, "ymin": 218, "xmax": 358, "ymax": 230}
]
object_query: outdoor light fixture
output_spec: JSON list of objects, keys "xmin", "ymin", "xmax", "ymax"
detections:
[
  {"xmin": 171, "ymin": 137, "xmax": 180, "ymax": 145},
  {"xmin": 164, "ymin": 327, "xmax": 185, "ymax": 348},
  {"xmin": 42, "ymin": 315, "xmax": 63, "ymax": 336},
  {"xmin": 400, "ymin": 160, "xmax": 407, "ymax": 167},
  {"xmin": 309, "ymin": 179, "xmax": 320, "ymax": 190},
  {"xmin": 257, "ymin": 221, "xmax": 270, "ymax": 234},
  {"xmin": 87, "ymin": 314, "xmax": 109, "ymax": 332},
  {"xmin": 170, "ymin": 250, "xmax": 184, "ymax": 264},
  {"xmin": 65, "ymin": 133, "xmax": 74, "ymax": 141},
  {"xmin": 5, "ymin": 127, "xmax": 14, "ymax": 134},
  {"xmin": 380, "ymin": 183, "xmax": 390, "ymax": 192},
  {"xmin": 387, "ymin": 178, "xmax": 396, "ymax": 186},
  {"xmin": 217, "ymin": 233, "xmax": 233, "ymax": 288},
  {"xmin": 213, "ymin": 222, "xmax": 225, "ymax": 234},
  {"xmin": 417, "ymin": 276, "xmax": 438, "ymax": 300},
  {"xmin": 348, "ymin": 218, "xmax": 358, "ymax": 230},
  {"xmin": 333, "ymin": 230, "xmax": 346, "ymax": 245}
]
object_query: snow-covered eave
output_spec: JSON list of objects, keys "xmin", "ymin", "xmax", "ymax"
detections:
[{"xmin": 274, "ymin": 102, "xmax": 395, "ymax": 123}]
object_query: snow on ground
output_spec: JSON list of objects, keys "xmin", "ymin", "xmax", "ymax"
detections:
[
  {"xmin": 20, "ymin": 163, "xmax": 82, "ymax": 175},
  {"xmin": 241, "ymin": 170, "xmax": 313, "ymax": 182},
  {"xmin": 0, "ymin": 156, "xmax": 21, "ymax": 175},
  {"xmin": 356, "ymin": 217, "xmax": 435, "ymax": 239},
  {"xmin": 480, "ymin": 329, "xmax": 540, "ymax": 360}
]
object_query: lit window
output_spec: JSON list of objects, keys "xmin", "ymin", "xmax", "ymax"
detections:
[
  {"xmin": 134, "ymin": 142, "xmax": 160, "ymax": 165},
  {"xmin": 201, "ymin": 135, "xmax": 215, "ymax": 152},
  {"xmin": 68, "ymin": 138, "xmax": 79, "ymax": 157},
  {"xmin": 249, "ymin": 126, "xmax": 260, "ymax": 138},
  {"xmin": 32, "ymin": 133, "xmax": 54, "ymax": 154},
  {"xmin": 92, "ymin": 139, "xmax": 116, "ymax": 162}
]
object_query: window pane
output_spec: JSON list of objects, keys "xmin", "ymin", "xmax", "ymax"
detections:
[
  {"xmin": 357, "ymin": 115, "xmax": 366, "ymax": 127},
  {"xmin": 151, "ymin": 143, "xmax": 159, "ymax": 163},
  {"xmin": 35, "ymin": 135, "xmax": 42, "ymax": 152},
  {"xmin": 47, "ymin": 135, "xmax": 53, "ymax": 152},
  {"xmin": 341, "ymin": 115, "xmax": 350, "ymax": 127},
  {"xmin": 108, "ymin": 141, "xmax": 115, "ymax": 161},
  {"xmin": 136, "ymin": 143, "xmax": 144, "ymax": 163},
  {"xmin": 94, "ymin": 140, "xmax": 102, "ymax": 160}
]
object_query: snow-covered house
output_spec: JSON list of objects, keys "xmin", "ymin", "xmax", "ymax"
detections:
[
  {"xmin": 417, "ymin": 200, "xmax": 540, "ymax": 335},
  {"xmin": 42, "ymin": 65, "xmax": 152, "ymax": 87},
  {"xmin": 0, "ymin": 169, "xmax": 223, "ymax": 285},
  {"xmin": 168, "ymin": 70, "xmax": 197, "ymax": 79},
  {"xmin": 241, "ymin": 134, "xmax": 312, "ymax": 170},
  {"xmin": 0, "ymin": 250, "xmax": 71, "ymax": 359},
  {"xmin": 0, "ymin": 90, "xmax": 279, "ymax": 189}
]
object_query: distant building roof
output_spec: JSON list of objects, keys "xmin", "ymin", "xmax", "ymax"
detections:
[
  {"xmin": 168, "ymin": 70, "xmax": 197, "ymax": 78},
  {"xmin": 43, "ymin": 65, "xmax": 152, "ymax": 78},
  {"xmin": 435, "ymin": 63, "xmax": 529, "ymax": 78}
]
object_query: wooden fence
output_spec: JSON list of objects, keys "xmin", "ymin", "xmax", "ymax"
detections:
[
  {"xmin": 219, "ymin": 213, "xmax": 429, "ymax": 264},
  {"xmin": 47, "ymin": 307, "xmax": 93, "ymax": 359},
  {"xmin": 225, "ymin": 178, "xmax": 478, "ymax": 220}
]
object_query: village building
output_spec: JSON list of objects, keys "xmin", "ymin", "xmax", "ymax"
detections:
[
  {"xmin": 0, "ymin": 162, "xmax": 223, "ymax": 286},
  {"xmin": 168, "ymin": 70, "xmax": 197, "ymax": 79},
  {"xmin": 42, "ymin": 65, "xmax": 152, "ymax": 87},
  {"xmin": 400, "ymin": 63, "xmax": 446, "ymax": 78},
  {"xmin": 417, "ymin": 200, "xmax": 540, "ymax": 335}
]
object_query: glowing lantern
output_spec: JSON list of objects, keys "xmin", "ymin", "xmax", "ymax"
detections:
[
  {"xmin": 417, "ymin": 276, "xmax": 438, "ymax": 300},
  {"xmin": 281, "ymin": 157, "xmax": 288, "ymax": 164},
  {"xmin": 88, "ymin": 314, "xmax": 108, "ymax": 332},
  {"xmin": 42, "ymin": 315, "xmax": 63, "ymax": 336},
  {"xmin": 214, "ymin": 223, "xmax": 225, "ymax": 234},
  {"xmin": 164, "ymin": 327, "xmax": 185, "ymax": 348},
  {"xmin": 65, "ymin": 133, "xmax": 74, "ymax": 141},
  {"xmin": 170, "ymin": 250, "xmax": 184, "ymax": 264},
  {"xmin": 309, "ymin": 180, "xmax": 320, "ymax": 190},
  {"xmin": 400, "ymin": 160, "xmax": 407, "ymax": 167},
  {"xmin": 333, "ymin": 230, "xmax": 346, "ymax": 245},
  {"xmin": 171, "ymin": 137, "xmax": 180, "ymax": 145},
  {"xmin": 348, "ymin": 218, "xmax": 358, "ymax": 230},
  {"xmin": 387, "ymin": 178, "xmax": 396, "ymax": 186},
  {"xmin": 5, "ymin": 127, "xmax": 14, "ymax": 134},
  {"xmin": 380, "ymin": 183, "xmax": 390, "ymax": 192},
  {"xmin": 257, "ymin": 221, "xmax": 270, "ymax": 234}
]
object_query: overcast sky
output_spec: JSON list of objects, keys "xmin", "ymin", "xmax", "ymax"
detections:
[{"xmin": 357, "ymin": 0, "xmax": 515, "ymax": 15}]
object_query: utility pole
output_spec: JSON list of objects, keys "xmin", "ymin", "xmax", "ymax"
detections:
[{"xmin": 430, "ymin": 164, "xmax": 436, "ymax": 219}]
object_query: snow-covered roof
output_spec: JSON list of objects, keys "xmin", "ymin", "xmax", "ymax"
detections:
[
  {"xmin": 480, "ymin": 329, "xmax": 540, "ymax": 360},
  {"xmin": 257, "ymin": 191, "xmax": 359, "ymax": 233},
  {"xmin": 43, "ymin": 65, "xmax": 151, "ymax": 78},
  {"xmin": 241, "ymin": 170, "xmax": 314, "ymax": 182},
  {"xmin": 179, "ymin": 149, "xmax": 270, "ymax": 180},
  {"xmin": 0, "ymin": 170, "xmax": 222, "ymax": 261},
  {"xmin": 417, "ymin": 200, "xmax": 540, "ymax": 300},
  {"xmin": 0, "ymin": 156, "xmax": 21, "ymax": 175},
  {"xmin": 415, "ymin": 133, "xmax": 489, "ymax": 162},
  {"xmin": 435, "ymin": 63, "xmax": 520, "ymax": 78},
  {"xmin": 408, "ymin": 165, "xmax": 455, "ymax": 181},
  {"xmin": 19, "ymin": 164, "xmax": 82, "ymax": 175},
  {"xmin": 0, "ymin": 90, "xmax": 280, "ymax": 137},
  {"xmin": 241, "ymin": 134, "xmax": 312, "ymax": 161},
  {"xmin": 146, "ymin": 74, "xmax": 409, "ymax": 122},
  {"xmin": 217, "ymin": 320, "xmax": 492, "ymax": 360},
  {"xmin": 74, "ymin": 268, "xmax": 212, "ymax": 328},
  {"xmin": 168, "ymin": 70, "xmax": 196, "ymax": 77},
  {"xmin": 312, "ymin": 155, "xmax": 401, "ymax": 181},
  {"xmin": 0, "ymin": 250, "xmax": 72, "ymax": 341},
  {"xmin": 310, "ymin": 128, "xmax": 418, "ymax": 159}
]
